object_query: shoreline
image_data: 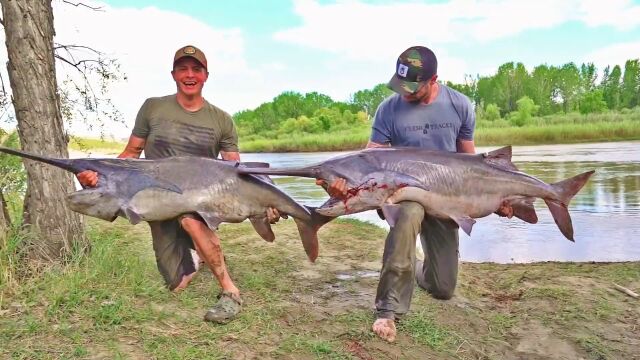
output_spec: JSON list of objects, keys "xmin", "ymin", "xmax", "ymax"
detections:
[{"xmin": 70, "ymin": 136, "xmax": 640, "ymax": 155}]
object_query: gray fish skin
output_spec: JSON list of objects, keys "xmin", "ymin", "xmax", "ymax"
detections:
[
  {"xmin": 0, "ymin": 146, "xmax": 331, "ymax": 262},
  {"xmin": 237, "ymin": 146, "xmax": 594, "ymax": 242}
]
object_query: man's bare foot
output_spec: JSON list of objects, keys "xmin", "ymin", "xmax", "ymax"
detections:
[
  {"xmin": 172, "ymin": 272, "xmax": 196, "ymax": 292},
  {"xmin": 372, "ymin": 318, "xmax": 396, "ymax": 342}
]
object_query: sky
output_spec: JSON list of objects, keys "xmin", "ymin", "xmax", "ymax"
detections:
[{"xmin": 1, "ymin": 0, "xmax": 639, "ymax": 139}]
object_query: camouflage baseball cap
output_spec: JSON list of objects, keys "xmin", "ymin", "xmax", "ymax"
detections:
[
  {"xmin": 387, "ymin": 46, "xmax": 437, "ymax": 96},
  {"xmin": 173, "ymin": 45, "xmax": 207, "ymax": 69}
]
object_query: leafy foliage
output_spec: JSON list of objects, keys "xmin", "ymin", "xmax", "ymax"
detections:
[{"xmin": 0, "ymin": 130, "xmax": 26, "ymax": 194}]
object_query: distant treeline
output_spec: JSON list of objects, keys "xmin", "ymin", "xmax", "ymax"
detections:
[
  {"xmin": 234, "ymin": 85, "xmax": 392, "ymax": 141},
  {"xmin": 233, "ymin": 58, "xmax": 640, "ymax": 140},
  {"xmin": 447, "ymin": 59, "xmax": 640, "ymax": 120}
]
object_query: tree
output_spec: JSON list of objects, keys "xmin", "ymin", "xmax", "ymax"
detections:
[
  {"xmin": 1, "ymin": 0, "xmax": 86, "ymax": 260},
  {"xmin": 601, "ymin": 65, "xmax": 622, "ymax": 110},
  {"xmin": 272, "ymin": 91, "xmax": 305, "ymax": 120},
  {"xmin": 527, "ymin": 64, "xmax": 555, "ymax": 115},
  {"xmin": 579, "ymin": 90, "xmax": 607, "ymax": 114},
  {"xmin": 579, "ymin": 63, "xmax": 598, "ymax": 93},
  {"xmin": 621, "ymin": 59, "xmax": 640, "ymax": 109},
  {"xmin": 350, "ymin": 83, "xmax": 392, "ymax": 118},
  {"xmin": 553, "ymin": 63, "xmax": 581, "ymax": 113},
  {"xmin": 510, "ymin": 96, "xmax": 539, "ymax": 127},
  {"xmin": 484, "ymin": 103, "xmax": 501, "ymax": 121}
]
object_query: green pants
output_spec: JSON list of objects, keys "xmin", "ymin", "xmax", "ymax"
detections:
[{"xmin": 375, "ymin": 202, "xmax": 459, "ymax": 320}]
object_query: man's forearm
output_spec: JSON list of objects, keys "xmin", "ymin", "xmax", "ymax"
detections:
[
  {"xmin": 366, "ymin": 140, "xmax": 390, "ymax": 149},
  {"xmin": 456, "ymin": 139, "xmax": 475, "ymax": 154},
  {"xmin": 118, "ymin": 135, "xmax": 146, "ymax": 159},
  {"xmin": 220, "ymin": 151, "xmax": 240, "ymax": 161},
  {"xmin": 118, "ymin": 148, "xmax": 143, "ymax": 159}
]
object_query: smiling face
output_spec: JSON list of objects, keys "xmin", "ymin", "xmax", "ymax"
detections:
[{"xmin": 171, "ymin": 57, "xmax": 209, "ymax": 97}]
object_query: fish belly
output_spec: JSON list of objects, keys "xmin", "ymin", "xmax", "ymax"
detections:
[{"xmin": 387, "ymin": 187, "xmax": 502, "ymax": 220}]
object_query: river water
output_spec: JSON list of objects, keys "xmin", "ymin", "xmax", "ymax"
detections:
[{"xmin": 241, "ymin": 142, "xmax": 640, "ymax": 263}]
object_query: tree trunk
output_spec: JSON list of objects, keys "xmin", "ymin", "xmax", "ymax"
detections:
[
  {"xmin": 1, "ymin": 0, "xmax": 86, "ymax": 260},
  {"xmin": 0, "ymin": 189, "xmax": 10, "ymax": 242}
]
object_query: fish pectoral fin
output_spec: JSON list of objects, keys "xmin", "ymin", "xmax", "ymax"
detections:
[
  {"xmin": 149, "ymin": 178, "xmax": 183, "ymax": 194},
  {"xmin": 126, "ymin": 172, "xmax": 183, "ymax": 195},
  {"xmin": 250, "ymin": 217, "xmax": 275, "ymax": 242},
  {"xmin": 124, "ymin": 207, "xmax": 142, "ymax": 225},
  {"xmin": 381, "ymin": 204, "xmax": 402, "ymax": 227},
  {"xmin": 450, "ymin": 215, "xmax": 476, "ymax": 236},
  {"xmin": 195, "ymin": 211, "xmax": 223, "ymax": 230},
  {"xmin": 392, "ymin": 173, "xmax": 429, "ymax": 192}
]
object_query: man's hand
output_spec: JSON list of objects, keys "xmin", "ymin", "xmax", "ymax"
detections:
[
  {"xmin": 77, "ymin": 170, "xmax": 98, "ymax": 187},
  {"xmin": 316, "ymin": 178, "xmax": 348, "ymax": 200},
  {"xmin": 495, "ymin": 201, "xmax": 514, "ymax": 218},
  {"xmin": 266, "ymin": 207, "xmax": 283, "ymax": 224}
]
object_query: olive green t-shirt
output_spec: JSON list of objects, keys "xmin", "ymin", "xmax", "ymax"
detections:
[{"xmin": 131, "ymin": 95, "xmax": 238, "ymax": 160}]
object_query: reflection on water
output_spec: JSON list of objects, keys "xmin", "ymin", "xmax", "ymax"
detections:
[{"xmin": 243, "ymin": 141, "xmax": 640, "ymax": 263}]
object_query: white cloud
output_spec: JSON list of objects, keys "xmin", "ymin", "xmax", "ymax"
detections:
[
  {"xmin": 583, "ymin": 41, "xmax": 640, "ymax": 70},
  {"xmin": 578, "ymin": 0, "xmax": 640, "ymax": 31},
  {"xmin": 274, "ymin": 0, "xmax": 640, "ymax": 60}
]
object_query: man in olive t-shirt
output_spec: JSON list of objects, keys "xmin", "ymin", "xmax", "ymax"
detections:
[{"xmin": 77, "ymin": 45, "xmax": 279, "ymax": 324}]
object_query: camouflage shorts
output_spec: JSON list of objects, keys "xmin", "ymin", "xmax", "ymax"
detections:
[{"xmin": 148, "ymin": 214, "xmax": 202, "ymax": 290}]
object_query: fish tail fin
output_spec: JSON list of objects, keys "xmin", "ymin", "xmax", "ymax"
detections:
[
  {"xmin": 0, "ymin": 146, "xmax": 82, "ymax": 173},
  {"xmin": 293, "ymin": 206, "xmax": 334, "ymax": 262},
  {"xmin": 545, "ymin": 170, "xmax": 595, "ymax": 241}
]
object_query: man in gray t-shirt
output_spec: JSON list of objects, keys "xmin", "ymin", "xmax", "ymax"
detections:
[{"xmin": 324, "ymin": 46, "xmax": 508, "ymax": 342}]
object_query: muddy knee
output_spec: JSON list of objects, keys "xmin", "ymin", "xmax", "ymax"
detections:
[{"xmin": 398, "ymin": 202, "xmax": 424, "ymax": 221}]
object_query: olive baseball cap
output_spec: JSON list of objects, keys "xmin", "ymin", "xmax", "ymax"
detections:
[
  {"xmin": 387, "ymin": 46, "xmax": 437, "ymax": 95},
  {"xmin": 173, "ymin": 45, "xmax": 207, "ymax": 69}
]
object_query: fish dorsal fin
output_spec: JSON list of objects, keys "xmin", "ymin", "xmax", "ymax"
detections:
[{"xmin": 482, "ymin": 146, "xmax": 519, "ymax": 171}]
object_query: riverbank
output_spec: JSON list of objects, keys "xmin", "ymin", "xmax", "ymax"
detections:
[
  {"xmin": 68, "ymin": 111, "xmax": 640, "ymax": 154},
  {"xmin": 1, "ymin": 219, "xmax": 637, "ymax": 359},
  {"xmin": 238, "ymin": 117, "xmax": 640, "ymax": 153}
]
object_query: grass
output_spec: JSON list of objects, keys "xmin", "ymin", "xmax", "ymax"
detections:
[
  {"xmin": 68, "ymin": 136, "xmax": 126, "ymax": 154},
  {"xmin": 474, "ymin": 120, "xmax": 640, "ymax": 146},
  {"xmin": 1, "ymin": 219, "xmax": 638, "ymax": 359},
  {"xmin": 238, "ymin": 110, "xmax": 640, "ymax": 152}
]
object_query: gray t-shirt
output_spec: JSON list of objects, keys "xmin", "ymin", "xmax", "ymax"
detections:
[{"xmin": 370, "ymin": 84, "xmax": 475, "ymax": 152}]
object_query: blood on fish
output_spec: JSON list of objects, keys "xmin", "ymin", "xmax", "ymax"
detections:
[{"xmin": 338, "ymin": 180, "xmax": 394, "ymax": 214}]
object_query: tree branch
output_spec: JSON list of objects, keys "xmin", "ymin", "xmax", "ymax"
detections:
[
  {"xmin": 54, "ymin": 54, "xmax": 103, "ymax": 69},
  {"xmin": 54, "ymin": 43, "xmax": 103, "ymax": 56},
  {"xmin": 61, "ymin": 0, "xmax": 105, "ymax": 11}
]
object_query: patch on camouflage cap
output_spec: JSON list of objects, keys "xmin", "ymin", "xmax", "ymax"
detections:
[
  {"xmin": 183, "ymin": 46, "xmax": 197, "ymax": 55},
  {"xmin": 173, "ymin": 45, "xmax": 208, "ymax": 69},
  {"xmin": 388, "ymin": 46, "xmax": 437, "ymax": 96}
]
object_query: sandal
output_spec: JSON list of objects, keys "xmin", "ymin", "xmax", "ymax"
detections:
[{"xmin": 204, "ymin": 291, "xmax": 242, "ymax": 324}]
